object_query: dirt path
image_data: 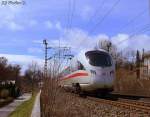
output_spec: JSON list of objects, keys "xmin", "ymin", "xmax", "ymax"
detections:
[{"xmin": 0, "ymin": 93, "xmax": 31, "ymax": 117}]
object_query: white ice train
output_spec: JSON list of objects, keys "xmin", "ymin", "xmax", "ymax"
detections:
[{"xmin": 60, "ymin": 49, "xmax": 115, "ymax": 95}]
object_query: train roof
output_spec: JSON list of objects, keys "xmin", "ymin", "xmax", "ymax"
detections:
[{"xmin": 71, "ymin": 48, "xmax": 109, "ymax": 62}]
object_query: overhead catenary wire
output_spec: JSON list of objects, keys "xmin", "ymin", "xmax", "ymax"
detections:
[
  {"xmin": 77, "ymin": 0, "xmax": 121, "ymax": 49},
  {"xmin": 68, "ymin": 0, "xmax": 76, "ymax": 30},
  {"xmin": 66, "ymin": 0, "xmax": 76, "ymax": 31},
  {"xmin": 65, "ymin": 0, "xmax": 76, "ymax": 56},
  {"xmin": 59, "ymin": 0, "xmax": 75, "ymax": 68},
  {"xmin": 62, "ymin": 0, "xmax": 76, "ymax": 105},
  {"xmin": 116, "ymin": 0, "xmax": 150, "ymax": 46},
  {"xmin": 66, "ymin": 0, "xmax": 71, "ymax": 32},
  {"xmin": 65, "ymin": 0, "xmax": 75, "ymax": 57},
  {"xmin": 117, "ymin": 23, "xmax": 150, "ymax": 45},
  {"xmin": 34, "ymin": 1, "xmax": 75, "ymax": 66},
  {"xmin": 149, "ymin": 0, "xmax": 150, "ymax": 17},
  {"xmin": 85, "ymin": 0, "xmax": 148, "ymax": 49},
  {"xmin": 117, "ymin": 25, "xmax": 150, "ymax": 57},
  {"xmin": 45, "ymin": 0, "xmax": 76, "ymax": 72},
  {"xmin": 118, "ymin": 9, "xmax": 147, "ymax": 33},
  {"xmin": 87, "ymin": 1, "xmax": 148, "ymax": 50},
  {"xmin": 54, "ymin": 0, "xmax": 76, "ymax": 69},
  {"xmin": 89, "ymin": 0, "xmax": 121, "ymax": 34},
  {"xmin": 86, "ymin": 0, "xmax": 107, "ymax": 27},
  {"xmin": 57, "ymin": 0, "xmax": 72, "ymax": 66},
  {"xmin": 65, "ymin": 0, "xmax": 149, "ymax": 56}
]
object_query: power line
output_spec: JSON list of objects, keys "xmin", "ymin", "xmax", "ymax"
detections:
[
  {"xmin": 64, "ymin": 0, "xmax": 75, "ymax": 47},
  {"xmin": 89, "ymin": 0, "xmax": 121, "ymax": 34},
  {"xmin": 118, "ymin": 9, "xmax": 147, "ymax": 33},
  {"xmin": 117, "ymin": 23, "xmax": 150, "ymax": 45},
  {"xmin": 43, "ymin": 39, "xmax": 74, "ymax": 77},
  {"xmin": 149, "ymin": 0, "xmax": 150, "ymax": 17},
  {"xmin": 66, "ymin": 0, "xmax": 76, "ymax": 31},
  {"xmin": 76, "ymin": 0, "xmax": 121, "ymax": 49},
  {"xmin": 86, "ymin": 0, "xmax": 107, "ymax": 27},
  {"xmin": 62, "ymin": 0, "xmax": 75, "ymax": 66},
  {"xmin": 68, "ymin": 0, "xmax": 76, "ymax": 30},
  {"xmin": 60, "ymin": 0, "xmax": 75, "ymax": 68},
  {"xmin": 113, "ymin": 1, "xmax": 149, "ymax": 46},
  {"xmin": 66, "ymin": 0, "xmax": 71, "ymax": 32}
]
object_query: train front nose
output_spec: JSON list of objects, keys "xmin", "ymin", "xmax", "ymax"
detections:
[
  {"xmin": 85, "ymin": 50, "xmax": 115, "ymax": 90},
  {"xmin": 91, "ymin": 68, "xmax": 114, "ymax": 89}
]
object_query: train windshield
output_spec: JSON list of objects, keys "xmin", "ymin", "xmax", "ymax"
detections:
[{"xmin": 86, "ymin": 51, "xmax": 112, "ymax": 67}]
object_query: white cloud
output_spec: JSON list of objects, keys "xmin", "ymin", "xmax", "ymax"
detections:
[
  {"xmin": 0, "ymin": 2, "xmax": 38, "ymax": 31},
  {"xmin": 126, "ymin": 34, "xmax": 150, "ymax": 51},
  {"xmin": 44, "ymin": 20, "xmax": 63, "ymax": 31},
  {"xmin": 9, "ymin": 21, "xmax": 24, "ymax": 31},
  {"xmin": 111, "ymin": 34, "xmax": 129, "ymax": 49},
  {"xmin": 111, "ymin": 34, "xmax": 150, "ymax": 51},
  {"xmin": 47, "ymin": 28, "xmax": 150, "ymax": 53},
  {"xmin": 0, "ymin": 1, "xmax": 24, "ymax": 31},
  {"xmin": 1, "ymin": 30, "xmax": 148, "ymax": 73},
  {"xmin": 0, "ymin": 53, "xmax": 43, "ymax": 74},
  {"xmin": 45, "ymin": 20, "xmax": 53, "ymax": 29},
  {"xmin": 55, "ymin": 21, "xmax": 62, "ymax": 31},
  {"xmin": 47, "ymin": 28, "xmax": 110, "ymax": 53},
  {"xmin": 32, "ymin": 40, "xmax": 43, "ymax": 44},
  {"xmin": 0, "ymin": 53, "xmax": 43, "ymax": 64},
  {"xmin": 28, "ymin": 47, "xmax": 43, "ymax": 53},
  {"xmin": 80, "ymin": 5, "xmax": 93, "ymax": 20},
  {"xmin": 29, "ymin": 19, "xmax": 38, "ymax": 27}
]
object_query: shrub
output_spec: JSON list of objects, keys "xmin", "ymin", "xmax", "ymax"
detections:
[{"xmin": 0, "ymin": 89, "xmax": 9, "ymax": 99}]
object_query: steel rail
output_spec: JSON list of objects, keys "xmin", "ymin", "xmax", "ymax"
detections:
[{"xmin": 87, "ymin": 97, "xmax": 150, "ymax": 115}]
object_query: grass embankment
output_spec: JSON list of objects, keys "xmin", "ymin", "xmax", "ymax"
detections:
[{"xmin": 9, "ymin": 93, "xmax": 37, "ymax": 117}]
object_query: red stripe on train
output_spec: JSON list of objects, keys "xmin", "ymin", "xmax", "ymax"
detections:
[{"xmin": 60, "ymin": 72, "xmax": 89, "ymax": 81}]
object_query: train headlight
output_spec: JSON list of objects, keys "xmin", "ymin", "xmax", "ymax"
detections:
[
  {"xmin": 90, "ymin": 70, "xmax": 96, "ymax": 75},
  {"xmin": 110, "ymin": 70, "xmax": 114, "ymax": 75},
  {"xmin": 102, "ymin": 72, "xmax": 106, "ymax": 76}
]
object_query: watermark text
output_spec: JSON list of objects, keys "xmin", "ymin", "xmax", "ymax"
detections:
[{"xmin": 1, "ymin": 0, "xmax": 26, "ymax": 6}]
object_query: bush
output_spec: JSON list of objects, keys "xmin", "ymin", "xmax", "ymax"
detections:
[
  {"xmin": 0, "ymin": 89, "xmax": 9, "ymax": 99},
  {"xmin": 0, "ymin": 97, "xmax": 13, "ymax": 108}
]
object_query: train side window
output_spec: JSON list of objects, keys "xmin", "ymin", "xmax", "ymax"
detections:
[{"xmin": 77, "ymin": 61, "xmax": 85, "ymax": 70}]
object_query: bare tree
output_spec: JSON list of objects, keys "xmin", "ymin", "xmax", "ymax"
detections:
[
  {"xmin": 24, "ymin": 61, "xmax": 42, "ymax": 94},
  {"xmin": 136, "ymin": 50, "xmax": 141, "ymax": 79},
  {"xmin": 95, "ymin": 39, "xmax": 118, "ymax": 59},
  {"xmin": 0, "ymin": 57, "xmax": 21, "ymax": 81}
]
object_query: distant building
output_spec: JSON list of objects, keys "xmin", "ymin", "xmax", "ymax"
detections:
[{"xmin": 140, "ymin": 52, "xmax": 150, "ymax": 79}]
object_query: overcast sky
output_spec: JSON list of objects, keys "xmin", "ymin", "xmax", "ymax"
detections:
[{"xmin": 0, "ymin": 0, "xmax": 150, "ymax": 72}]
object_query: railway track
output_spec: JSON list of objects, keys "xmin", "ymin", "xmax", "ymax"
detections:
[
  {"xmin": 87, "ymin": 96, "xmax": 150, "ymax": 115},
  {"xmin": 118, "ymin": 98, "xmax": 150, "ymax": 107}
]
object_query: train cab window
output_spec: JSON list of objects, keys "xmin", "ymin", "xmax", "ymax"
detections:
[
  {"xmin": 61, "ymin": 67, "xmax": 71, "ymax": 76},
  {"xmin": 77, "ymin": 61, "xmax": 85, "ymax": 70},
  {"xmin": 85, "ymin": 51, "xmax": 112, "ymax": 67}
]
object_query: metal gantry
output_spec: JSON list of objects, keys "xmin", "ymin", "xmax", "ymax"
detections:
[{"xmin": 43, "ymin": 39, "xmax": 73, "ymax": 78}]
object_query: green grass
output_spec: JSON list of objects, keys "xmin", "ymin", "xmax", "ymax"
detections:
[{"xmin": 9, "ymin": 93, "xmax": 37, "ymax": 117}]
